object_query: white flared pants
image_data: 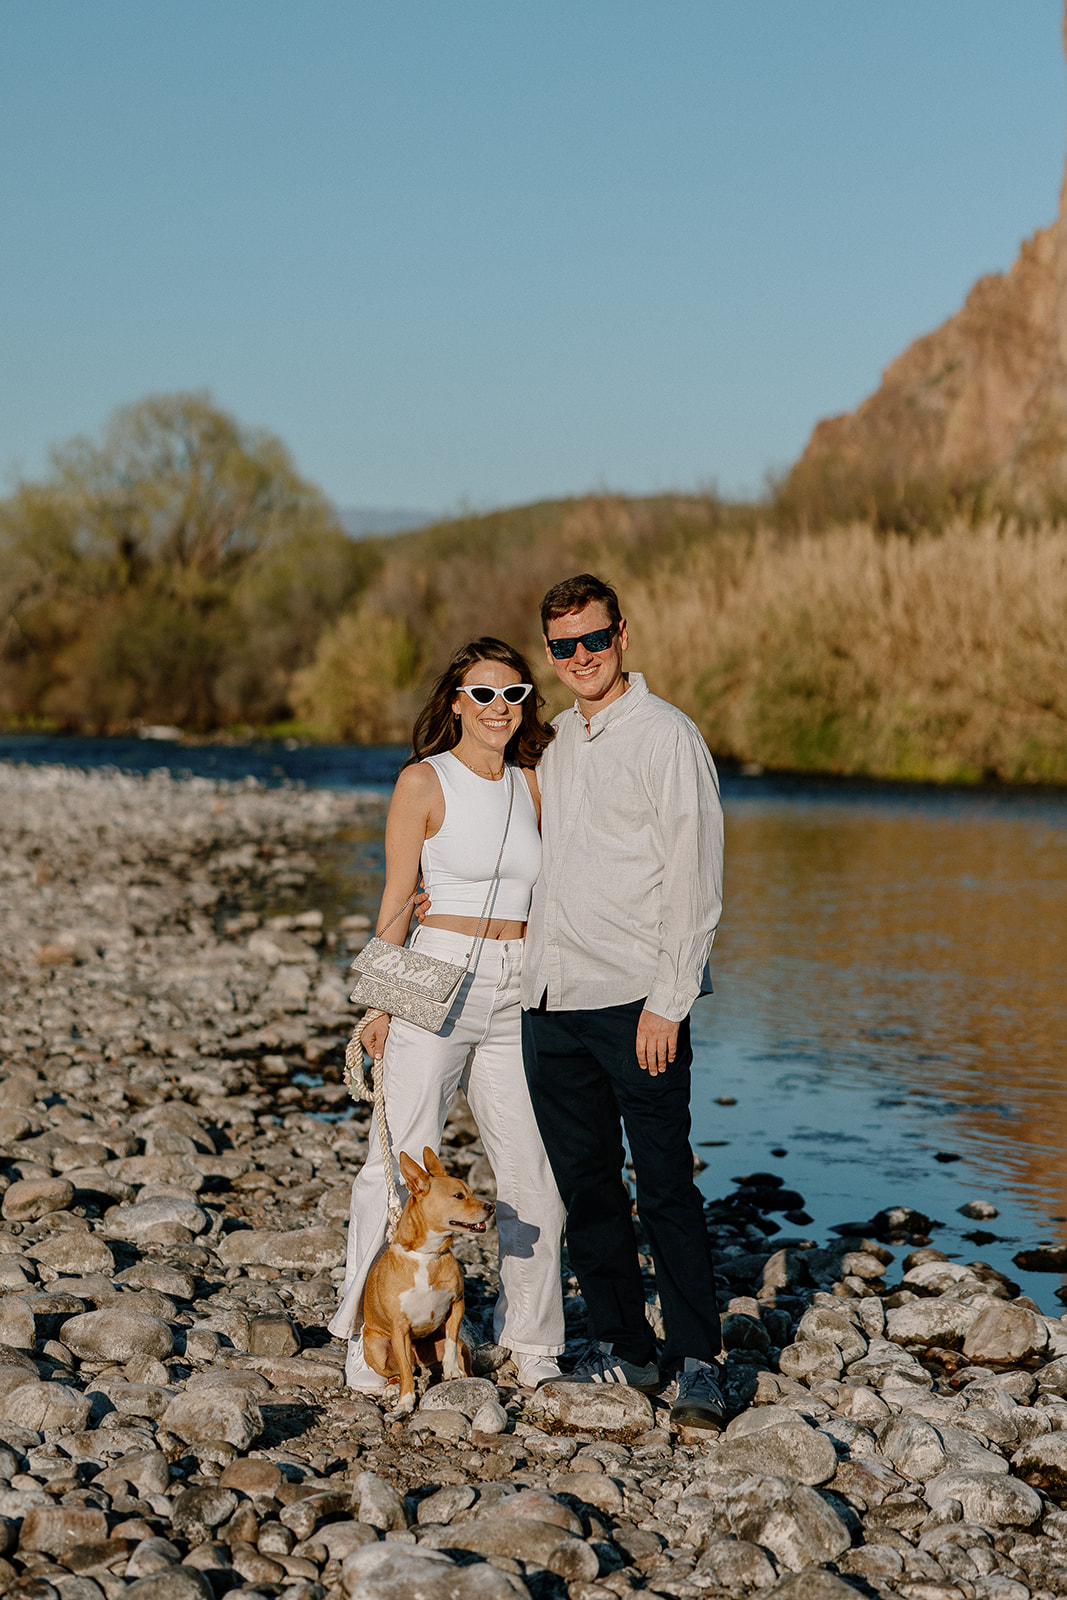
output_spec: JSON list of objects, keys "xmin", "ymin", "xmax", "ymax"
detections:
[{"xmin": 329, "ymin": 926, "xmax": 565, "ymax": 1356}]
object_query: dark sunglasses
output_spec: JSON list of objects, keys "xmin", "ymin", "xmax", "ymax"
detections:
[
  {"xmin": 546, "ymin": 624, "xmax": 617, "ymax": 660},
  {"xmin": 456, "ymin": 683, "xmax": 533, "ymax": 706}
]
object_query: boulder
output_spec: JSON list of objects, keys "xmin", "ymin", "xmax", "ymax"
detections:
[
  {"xmin": 727, "ymin": 1474, "xmax": 851, "ymax": 1572},
  {"xmin": 61, "ymin": 1308, "xmax": 173, "ymax": 1364},
  {"xmin": 925, "ymin": 1467, "xmax": 1043, "ymax": 1526},
  {"xmin": 524, "ymin": 1379, "xmax": 654, "ymax": 1432},
  {"xmin": 1, "ymin": 1381, "xmax": 92, "ymax": 1433},
  {"xmin": 18, "ymin": 1504, "xmax": 108, "ymax": 1555},
  {"xmin": 161, "ymin": 1388, "xmax": 262, "ymax": 1449},
  {"xmin": 885, "ymin": 1298, "xmax": 983, "ymax": 1349},
  {"xmin": 419, "ymin": 1378, "xmax": 500, "ymax": 1419},
  {"xmin": 104, "ymin": 1197, "xmax": 208, "ymax": 1241},
  {"xmin": 421, "ymin": 1512, "xmax": 599, "ymax": 1581},
  {"xmin": 711, "ymin": 1411, "xmax": 838, "ymax": 1485},
  {"xmin": 1011, "ymin": 1432, "xmax": 1067, "ymax": 1495},
  {"xmin": 962, "ymin": 1303, "xmax": 1049, "ymax": 1365},
  {"xmin": 32, "ymin": 1233, "xmax": 115, "ymax": 1277},
  {"xmin": 215, "ymin": 1225, "xmax": 345, "ymax": 1271},
  {"xmin": 2, "ymin": 1178, "xmax": 74, "ymax": 1221},
  {"xmin": 353, "ymin": 1469, "xmax": 408, "ymax": 1530}
]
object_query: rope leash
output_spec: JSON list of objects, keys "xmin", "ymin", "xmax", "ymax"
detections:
[{"xmin": 344, "ymin": 1007, "xmax": 403, "ymax": 1238}]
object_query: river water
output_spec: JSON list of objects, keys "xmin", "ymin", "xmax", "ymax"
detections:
[{"xmin": 5, "ymin": 735, "xmax": 1067, "ymax": 1308}]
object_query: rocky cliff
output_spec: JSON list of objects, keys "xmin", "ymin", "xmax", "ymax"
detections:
[{"xmin": 787, "ymin": 9, "xmax": 1067, "ymax": 517}]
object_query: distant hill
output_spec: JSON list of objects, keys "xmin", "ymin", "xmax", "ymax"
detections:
[
  {"xmin": 785, "ymin": 7, "xmax": 1067, "ymax": 521},
  {"xmin": 337, "ymin": 507, "xmax": 436, "ymax": 539}
]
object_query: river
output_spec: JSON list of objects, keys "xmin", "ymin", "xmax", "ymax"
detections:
[{"xmin": 4, "ymin": 734, "xmax": 1066, "ymax": 1309}]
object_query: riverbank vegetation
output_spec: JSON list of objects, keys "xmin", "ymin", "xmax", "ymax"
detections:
[{"xmin": 3, "ymin": 394, "xmax": 1066, "ymax": 783}]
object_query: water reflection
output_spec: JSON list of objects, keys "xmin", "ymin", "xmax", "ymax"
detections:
[{"xmin": 695, "ymin": 793, "xmax": 1067, "ymax": 1300}]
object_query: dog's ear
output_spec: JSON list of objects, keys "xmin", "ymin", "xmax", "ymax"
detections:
[
  {"xmin": 399, "ymin": 1150, "xmax": 430, "ymax": 1194},
  {"xmin": 422, "ymin": 1147, "xmax": 447, "ymax": 1178}
]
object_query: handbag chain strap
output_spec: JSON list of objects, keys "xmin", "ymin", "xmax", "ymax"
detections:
[{"xmin": 373, "ymin": 764, "xmax": 515, "ymax": 955}]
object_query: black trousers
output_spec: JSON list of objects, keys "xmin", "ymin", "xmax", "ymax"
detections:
[{"xmin": 522, "ymin": 997, "xmax": 721, "ymax": 1369}]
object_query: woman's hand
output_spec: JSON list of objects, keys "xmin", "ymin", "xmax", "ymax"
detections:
[{"xmin": 361, "ymin": 1012, "xmax": 391, "ymax": 1060}]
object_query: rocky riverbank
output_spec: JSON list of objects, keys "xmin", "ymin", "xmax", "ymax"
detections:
[{"xmin": 4, "ymin": 764, "xmax": 1067, "ymax": 1600}]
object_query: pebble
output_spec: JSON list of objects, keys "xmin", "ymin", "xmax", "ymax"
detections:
[{"xmin": 8, "ymin": 763, "xmax": 1067, "ymax": 1600}]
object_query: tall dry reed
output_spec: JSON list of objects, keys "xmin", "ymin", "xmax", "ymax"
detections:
[{"xmin": 623, "ymin": 521, "xmax": 1067, "ymax": 782}]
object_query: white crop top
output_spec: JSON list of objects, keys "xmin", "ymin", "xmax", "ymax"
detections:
[{"xmin": 420, "ymin": 752, "xmax": 542, "ymax": 920}]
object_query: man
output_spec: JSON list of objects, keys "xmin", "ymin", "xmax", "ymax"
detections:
[{"xmin": 522, "ymin": 572, "xmax": 726, "ymax": 1430}]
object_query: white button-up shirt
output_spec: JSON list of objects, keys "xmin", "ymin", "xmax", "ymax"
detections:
[{"xmin": 522, "ymin": 673, "xmax": 724, "ymax": 1022}]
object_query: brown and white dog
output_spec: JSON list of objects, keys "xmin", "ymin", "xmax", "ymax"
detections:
[{"xmin": 361, "ymin": 1146, "xmax": 494, "ymax": 1415}]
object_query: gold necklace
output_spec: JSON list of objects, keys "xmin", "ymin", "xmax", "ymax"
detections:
[{"xmin": 452, "ymin": 748, "xmax": 505, "ymax": 781}]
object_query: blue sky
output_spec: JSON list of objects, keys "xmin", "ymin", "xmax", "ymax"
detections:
[{"xmin": 2, "ymin": 1, "xmax": 1064, "ymax": 513}]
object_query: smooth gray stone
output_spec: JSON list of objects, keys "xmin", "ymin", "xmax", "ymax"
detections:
[
  {"xmin": 710, "ymin": 1412, "xmax": 838, "ymax": 1486},
  {"xmin": 161, "ymin": 1387, "xmax": 262, "ymax": 1449},
  {"xmin": 60, "ymin": 1307, "xmax": 174, "ymax": 1363},
  {"xmin": 962, "ymin": 1303, "xmax": 1050, "ymax": 1364},
  {"xmin": 696, "ymin": 1537, "xmax": 778, "ymax": 1589},
  {"xmin": 925, "ymin": 1467, "xmax": 1042, "ymax": 1526},
  {"xmin": 353, "ymin": 1468, "xmax": 409, "ymax": 1530},
  {"xmin": 727, "ymin": 1474, "xmax": 852, "ymax": 1572},
  {"xmin": 0, "ymin": 1380, "xmax": 91, "ymax": 1434}
]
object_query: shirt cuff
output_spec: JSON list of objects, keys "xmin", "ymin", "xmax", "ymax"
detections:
[{"xmin": 643, "ymin": 984, "xmax": 695, "ymax": 1025}]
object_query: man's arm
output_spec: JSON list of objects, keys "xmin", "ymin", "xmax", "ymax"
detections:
[{"xmin": 637, "ymin": 722, "xmax": 724, "ymax": 1073}]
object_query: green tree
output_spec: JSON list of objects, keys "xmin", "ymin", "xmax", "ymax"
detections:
[{"xmin": 0, "ymin": 392, "xmax": 376, "ymax": 731}]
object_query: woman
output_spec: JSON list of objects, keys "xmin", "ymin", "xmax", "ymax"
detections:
[{"xmin": 329, "ymin": 637, "xmax": 566, "ymax": 1391}]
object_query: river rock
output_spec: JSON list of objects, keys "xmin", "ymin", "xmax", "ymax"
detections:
[
  {"xmin": 115, "ymin": 1262, "xmax": 195, "ymax": 1300},
  {"xmin": 0, "ymin": 1299, "xmax": 35, "ymax": 1351},
  {"xmin": 713, "ymin": 1409, "xmax": 838, "ymax": 1484},
  {"xmin": 125, "ymin": 1570, "xmax": 214, "ymax": 1600},
  {"xmin": 171, "ymin": 1485, "xmax": 239, "ymax": 1543},
  {"xmin": 104, "ymin": 1196, "xmax": 208, "ymax": 1240},
  {"xmin": 344, "ymin": 1543, "xmax": 527, "ymax": 1599},
  {"xmin": 18, "ymin": 1503, "xmax": 108, "ymax": 1554},
  {"xmin": 423, "ymin": 1512, "xmax": 599, "ymax": 1581},
  {"xmin": 64, "ymin": 1167, "xmax": 135, "ymax": 1205},
  {"xmin": 1, "ymin": 1380, "xmax": 92, "ymax": 1433},
  {"xmin": 60, "ymin": 1307, "xmax": 174, "ymax": 1363},
  {"xmin": 352, "ymin": 1469, "xmax": 408, "ymax": 1530},
  {"xmin": 885, "ymin": 1297, "xmax": 983, "ymax": 1348},
  {"xmin": 215, "ymin": 1224, "xmax": 345, "ymax": 1270},
  {"xmin": 525, "ymin": 1379, "xmax": 655, "ymax": 1432},
  {"xmin": 419, "ymin": 1378, "xmax": 500, "ymax": 1418},
  {"xmin": 873, "ymin": 1414, "xmax": 950, "ymax": 1482},
  {"xmin": 925, "ymin": 1467, "xmax": 1043, "ymax": 1525},
  {"xmin": 727, "ymin": 1475, "xmax": 851, "ymax": 1571},
  {"xmin": 962, "ymin": 1302, "xmax": 1049, "ymax": 1363},
  {"xmin": 218, "ymin": 1456, "xmax": 284, "ymax": 1497},
  {"xmin": 696, "ymin": 1537, "xmax": 778, "ymax": 1589},
  {"xmin": 778, "ymin": 1338, "xmax": 844, "ymax": 1383},
  {"xmin": 491, "ymin": 1488, "xmax": 584, "ymax": 1533},
  {"xmin": 247, "ymin": 1312, "xmax": 300, "ymax": 1356},
  {"xmin": 161, "ymin": 1388, "xmax": 262, "ymax": 1448},
  {"xmin": 32, "ymin": 1232, "xmax": 115, "ymax": 1277},
  {"xmin": 0, "ymin": 1343, "xmax": 40, "ymax": 1395},
  {"xmin": 2, "ymin": 1177, "xmax": 75, "ymax": 1221},
  {"xmin": 1011, "ymin": 1432, "xmax": 1067, "ymax": 1493},
  {"xmin": 768, "ymin": 1574, "xmax": 867, "ymax": 1600},
  {"xmin": 796, "ymin": 1305, "xmax": 868, "ymax": 1363}
]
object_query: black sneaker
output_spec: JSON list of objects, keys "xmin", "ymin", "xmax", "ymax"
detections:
[
  {"xmin": 562, "ymin": 1339, "xmax": 661, "ymax": 1394},
  {"xmin": 669, "ymin": 1363, "xmax": 727, "ymax": 1431}
]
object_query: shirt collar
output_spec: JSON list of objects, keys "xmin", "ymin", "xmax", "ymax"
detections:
[{"xmin": 571, "ymin": 672, "xmax": 649, "ymax": 740}]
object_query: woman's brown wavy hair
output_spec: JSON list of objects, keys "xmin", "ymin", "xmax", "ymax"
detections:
[{"xmin": 404, "ymin": 637, "xmax": 555, "ymax": 770}]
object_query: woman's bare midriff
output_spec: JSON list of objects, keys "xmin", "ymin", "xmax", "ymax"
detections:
[{"xmin": 423, "ymin": 915, "xmax": 526, "ymax": 940}]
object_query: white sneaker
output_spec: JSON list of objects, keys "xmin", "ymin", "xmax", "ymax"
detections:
[
  {"xmin": 345, "ymin": 1334, "xmax": 387, "ymax": 1392},
  {"xmin": 513, "ymin": 1353, "xmax": 563, "ymax": 1388}
]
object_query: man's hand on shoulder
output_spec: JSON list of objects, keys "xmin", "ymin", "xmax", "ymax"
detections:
[{"xmin": 636, "ymin": 1009, "xmax": 679, "ymax": 1076}]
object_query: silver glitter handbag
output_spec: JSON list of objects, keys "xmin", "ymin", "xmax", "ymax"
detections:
[{"xmin": 348, "ymin": 767, "xmax": 515, "ymax": 1033}]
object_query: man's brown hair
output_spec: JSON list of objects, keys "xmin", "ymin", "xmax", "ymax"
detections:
[{"xmin": 540, "ymin": 573, "xmax": 622, "ymax": 634}]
